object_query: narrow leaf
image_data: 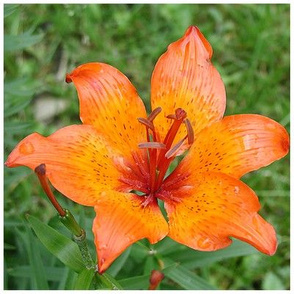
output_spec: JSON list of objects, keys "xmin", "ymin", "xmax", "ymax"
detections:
[
  {"xmin": 27, "ymin": 215, "xmax": 84, "ymax": 273},
  {"xmin": 4, "ymin": 4, "xmax": 18, "ymax": 17},
  {"xmin": 107, "ymin": 247, "xmax": 131, "ymax": 277},
  {"xmin": 100, "ymin": 273, "xmax": 123, "ymax": 290},
  {"xmin": 15, "ymin": 227, "xmax": 49, "ymax": 289},
  {"xmin": 154, "ymin": 236, "xmax": 185, "ymax": 255},
  {"xmin": 167, "ymin": 239, "xmax": 257, "ymax": 269},
  {"xmin": 118, "ymin": 274, "xmax": 150, "ymax": 290},
  {"xmin": 163, "ymin": 258, "xmax": 216, "ymax": 290},
  {"xmin": 4, "ymin": 98, "xmax": 33, "ymax": 117},
  {"xmin": 74, "ymin": 268, "xmax": 95, "ymax": 290},
  {"xmin": 8, "ymin": 265, "xmax": 65, "ymax": 282},
  {"xmin": 4, "ymin": 32, "xmax": 43, "ymax": 52}
]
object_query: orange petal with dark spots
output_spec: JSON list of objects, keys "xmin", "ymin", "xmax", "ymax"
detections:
[
  {"xmin": 5, "ymin": 125, "xmax": 122, "ymax": 206},
  {"xmin": 93, "ymin": 192, "xmax": 168, "ymax": 273},
  {"xmin": 175, "ymin": 114, "xmax": 289, "ymax": 179},
  {"xmin": 164, "ymin": 172, "xmax": 277, "ymax": 255},
  {"xmin": 151, "ymin": 26, "xmax": 226, "ymax": 145},
  {"xmin": 66, "ymin": 62, "xmax": 147, "ymax": 156}
]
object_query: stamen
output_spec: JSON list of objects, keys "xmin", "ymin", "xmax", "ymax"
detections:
[
  {"xmin": 148, "ymin": 107, "xmax": 162, "ymax": 122},
  {"xmin": 175, "ymin": 108, "xmax": 187, "ymax": 120},
  {"xmin": 184, "ymin": 118, "xmax": 194, "ymax": 144},
  {"xmin": 165, "ymin": 136, "xmax": 187, "ymax": 159},
  {"xmin": 138, "ymin": 117, "xmax": 155, "ymax": 131},
  {"xmin": 166, "ymin": 114, "xmax": 177, "ymax": 119},
  {"xmin": 35, "ymin": 164, "xmax": 66, "ymax": 217},
  {"xmin": 138, "ymin": 142, "xmax": 166, "ymax": 149}
]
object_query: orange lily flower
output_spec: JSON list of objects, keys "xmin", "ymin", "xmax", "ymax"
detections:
[{"xmin": 6, "ymin": 26, "xmax": 289, "ymax": 273}]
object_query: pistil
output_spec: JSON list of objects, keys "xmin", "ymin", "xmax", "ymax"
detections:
[
  {"xmin": 138, "ymin": 107, "xmax": 194, "ymax": 196},
  {"xmin": 35, "ymin": 164, "xmax": 66, "ymax": 217}
]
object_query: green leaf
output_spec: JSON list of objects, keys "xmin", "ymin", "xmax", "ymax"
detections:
[
  {"xmin": 27, "ymin": 215, "xmax": 84, "ymax": 273},
  {"xmin": 8, "ymin": 265, "xmax": 65, "ymax": 282},
  {"xmin": 4, "ymin": 121, "xmax": 34, "ymax": 133},
  {"xmin": 16, "ymin": 227, "xmax": 49, "ymax": 289},
  {"xmin": 4, "ymin": 97, "xmax": 33, "ymax": 117},
  {"xmin": 57, "ymin": 267, "xmax": 76, "ymax": 290},
  {"xmin": 118, "ymin": 262, "xmax": 178, "ymax": 290},
  {"xmin": 163, "ymin": 258, "xmax": 216, "ymax": 290},
  {"xmin": 143, "ymin": 255, "xmax": 157, "ymax": 275},
  {"xmin": 167, "ymin": 239, "xmax": 257, "ymax": 269},
  {"xmin": 4, "ymin": 78, "xmax": 36, "ymax": 96},
  {"xmin": 155, "ymin": 237, "xmax": 185, "ymax": 255},
  {"xmin": 4, "ymin": 4, "xmax": 18, "ymax": 17},
  {"xmin": 118, "ymin": 274, "xmax": 150, "ymax": 290},
  {"xmin": 74, "ymin": 268, "xmax": 95, "ymax": 290},
  {"xmin": 4, "ymin": 258, "xmax": 8, "ymax": 290},
  {"xmin": 4, "ymin": 31, "xmax": 43, "ymax": 52},
  {"xmin": 4, "ymin": 243, "xmax": 16, "ymax": 250},
  {"xmin": 106, "ymin": 246, "xmax": 131, "ymax": 277},
  {"xmin": 262, "ymin": 272, "xmax": 285, "ymax": 290},
  {"xmin": 100, "ymin": 273, "xmax": 123, "ymax": 290}
]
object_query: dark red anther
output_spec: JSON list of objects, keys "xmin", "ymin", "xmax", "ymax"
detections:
[
  {"xmin": 184, "ymin": 118, "xmax": 194, "ymax": 144},
  {"xmin": 166, "ymin": 114, "xmax": 177, "ymax": 120},
  {"xmin": 138, "ymin": 142, "xmax": 166, "ymax": 149},
  {"xmin": 136, "ymin": 106, "xmax": 194, "ymax": 195},
  {"xmin": 148, "ymin": 107, "xmax": 162, "ymax": 122},
  {"xmin": 137, "ymin": 117, "xmax": 155, "ymax": 131},
  {"xmin": 165, "ymin": 136, "xmax": 187, "ymax": 159}
]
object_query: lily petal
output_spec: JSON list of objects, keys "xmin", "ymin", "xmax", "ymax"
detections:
[
  {"xmin": 5, "ymin": 125, "xmax": 122, "ymax": 206},
  {"xmin": 151, "ymin": 26, "xmax": 226, "ymax": 144},
  {"xmin": 93, "ymin": 192, "xmax": 168, "ymax": 273},
  {"xmin": 164, "ymin": 172, "xmax": 277, "ymax": 255},
  {"xmin": 66, "ymin": 62, "xmax": 147, "ymax": 154},
  {"xmin": 172, "ymin": 114, "xmax": 289, "ymax": 180}
]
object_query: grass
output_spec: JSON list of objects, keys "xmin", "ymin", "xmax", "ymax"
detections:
[{"xmin": 4, "ymin": 4, "xmax": 290, "ymax": 290}]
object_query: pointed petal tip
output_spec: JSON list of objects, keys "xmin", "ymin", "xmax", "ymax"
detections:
[
  {"xmin": 184, "ymin": 25, "xmax": 213, "ymax": 58},
  {"xmin": 98, "ymin": 261, "xmax": 107, "ymax": 274},
  {"xmin": 184, "ymin": 25, "xmax": 198, "ymax": 36},
  {"xmin": 4, "ymin": 156, "xmax": 18, "ymax": 168},
  {"xmin": 4, "ymin": 158, "xmax": 12, "ymax": 168},
  {"xmin": 258, "ymin": 237, "xmax": 277, "ymax": 256}
]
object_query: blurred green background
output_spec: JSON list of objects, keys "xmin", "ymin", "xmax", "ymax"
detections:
[{"xmin": 4, "ymin": 4, "xmax": 290, "ymax": 290}]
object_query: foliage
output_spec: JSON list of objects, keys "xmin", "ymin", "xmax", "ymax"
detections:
[{"xmin": 4, "ymin": 4, "xmax": 290, "ymax": 290}]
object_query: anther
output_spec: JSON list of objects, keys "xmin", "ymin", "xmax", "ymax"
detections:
[
  {"xmin": 166, "ymin": 114, "xmax": 177, "ymax": 120},
  {"xmin": 184, "ymin": 118, "xmax": 194, "ymax": 144},
  {"xmin": 138, "ymin": 142, "xmax": 166, "ymax": 149},
  {"xmin": 165, "ymin": 136, "xmax": 187, "ymax": 159},
  {"xmin": 148, "ymin": 107, "xmax": 162, "ymax": 122},
  {"xmin": 137, "ymin": 117, "xmax": 155, "ymax": 131}
]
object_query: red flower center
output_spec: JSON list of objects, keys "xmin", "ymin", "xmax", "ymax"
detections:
[{"xmin": 118, "ymin": 107, "xmax": 194, "ymax": 204}]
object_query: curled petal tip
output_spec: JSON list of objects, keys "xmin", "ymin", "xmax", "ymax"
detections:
[{"xmin": 65, "ymin": 73, "xmax": 72, "ymax": 83}]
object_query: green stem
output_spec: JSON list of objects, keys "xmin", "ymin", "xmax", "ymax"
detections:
[{"xmin": 59, "ymin": 209, "xmax": 95, "ymax": 270}]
